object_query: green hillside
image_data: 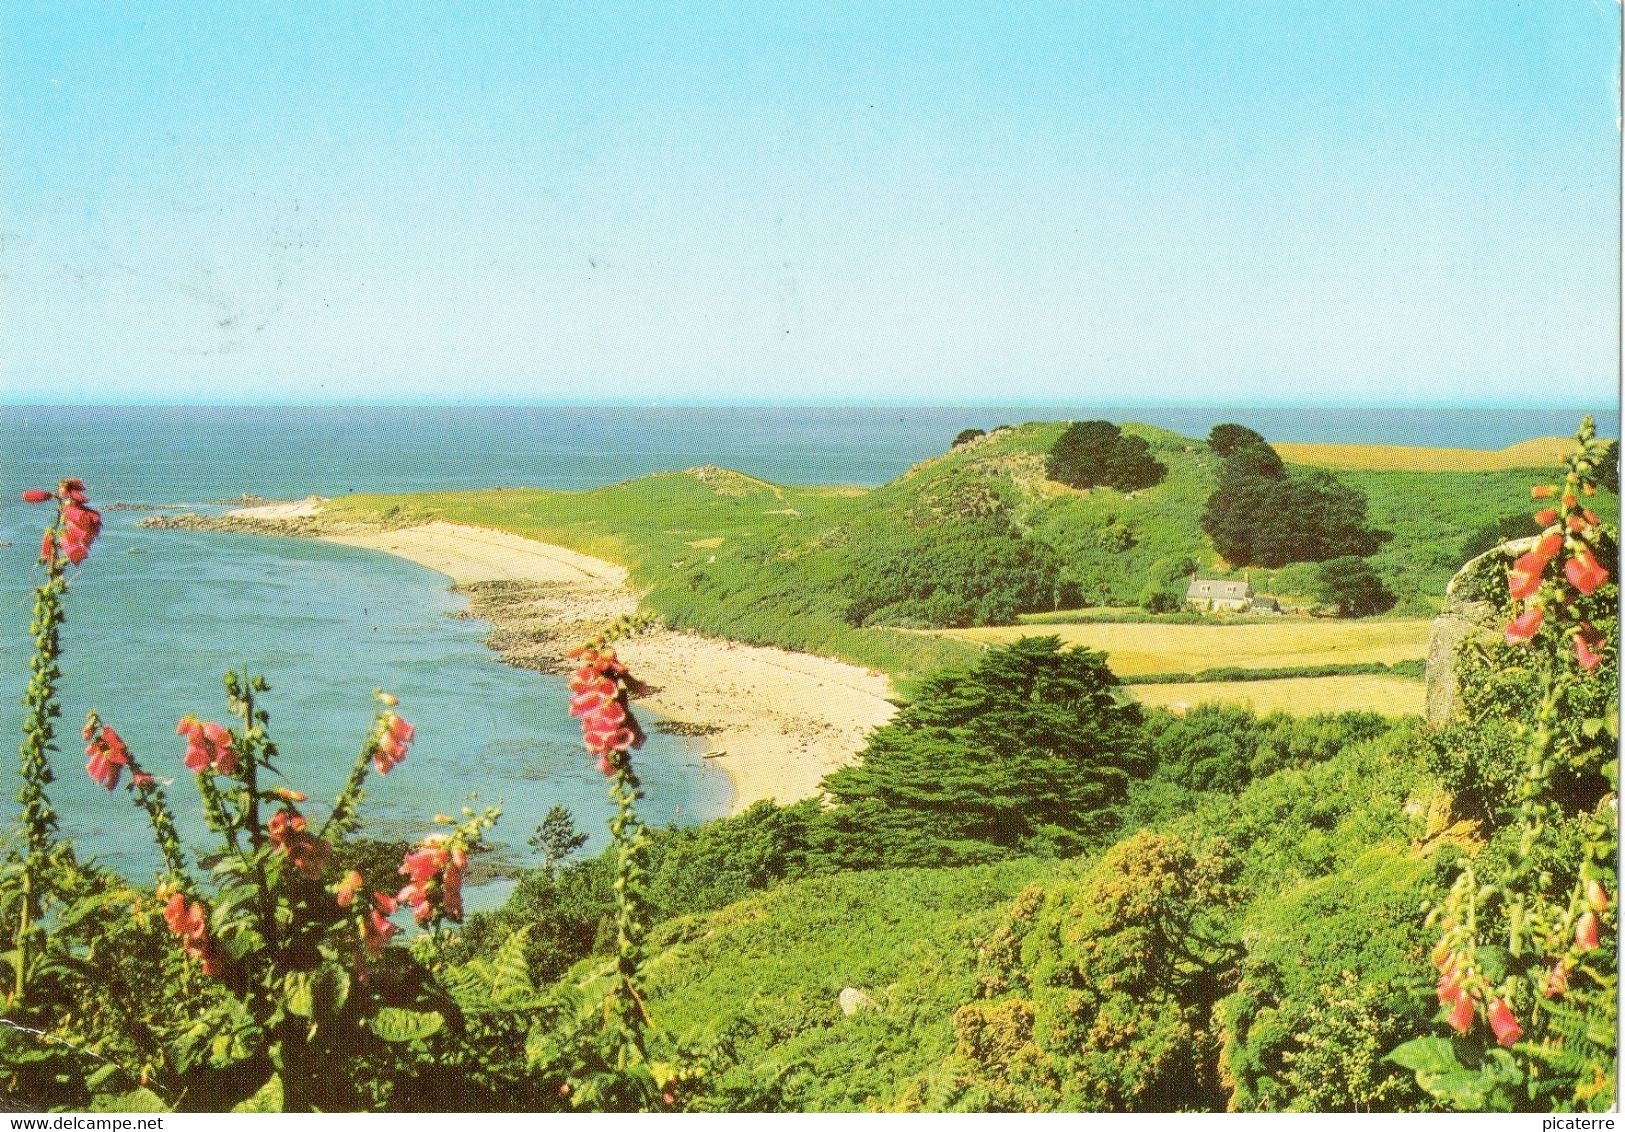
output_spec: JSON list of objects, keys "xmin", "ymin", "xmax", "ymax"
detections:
[
  {"xmin": 557, "ymin": 718, "xmax": 1450, "ymax": 1112},
  {"xmin": 325, "ymin": 421, "xmax": 1608, "ymax": 683}
]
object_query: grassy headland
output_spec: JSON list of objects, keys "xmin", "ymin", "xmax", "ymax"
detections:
[{"xmin": 322, "ymin": 421, "xmax": 1599, "ymax": 690}]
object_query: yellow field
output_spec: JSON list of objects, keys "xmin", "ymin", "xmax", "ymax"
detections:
[
  {"xmin": 1127, "ymin": 675, "xmax": 1425, "ymax": 717},
  {"xmin": 1276, "ymin": 437, "xmax": 1569, "ymax": 472},
  {"xmin": 939, "ymin": 619, "xmax": 1431, "ymax": 676}
]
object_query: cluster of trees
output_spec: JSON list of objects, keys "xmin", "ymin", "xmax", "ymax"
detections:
[
  {"xmin": 838, "ymin": 511, "xmax": 1069, "ymax": 628},
  {"xmin": 1200, "ymin": 424, "xmax": 1385, "ymax": 569},
  {"xmin": 1045, "ymin": 421, "xmax": 1167, "ymax": 493},
  {"xmin": 1309, "ymin": 555, "xmax": 1394, "ymax": 617}
]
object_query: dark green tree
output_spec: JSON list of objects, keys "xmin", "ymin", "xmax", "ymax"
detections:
[
  {"xmin": 951, "ymin": 427, "xmax": 986, "ymax": 448},
  {"xmin": 1309, "ymin": 557, "xmax": 1393, "ymax": 617},
  {"xmin": 1202, "ymin": 440, "xmax": 1383, "ymax": 568},
  {"xmin": 1100, "ymin": 433, "xmax": 1167, "ymax": 491},
  {"xmin": 1046, "ymin": 421, "xmax": 1166, "ymax": 492},
  {"xmin": 1222, "ymin": 441, "xmax": 1286, "ymax": 481},
  {"xmin": 1045, "ymin": 420, "xmax": 1123, "ymax": 489},
  {"xmin": 1138, "ymin": 556, "xmax": 1196, "ymax": 614},
  {"xmin": 530, "ymin": 803, "xmax": 590, "ymax": 872},
  {"xmin": 1207, "ymin": 422, "xmax": 1267, "ymax": 456},
  {"xmin": 818, "ymin": 637, "xmax": 1148, "ymax": 866}
]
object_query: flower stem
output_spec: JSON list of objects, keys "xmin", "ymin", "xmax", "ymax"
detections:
[
  {"xmin": 608, "ymin": 759, "xmax": 651, "ymax": 1062},
  {"xmin": 13, "ymin": 507, "xmax": 67, "ymax": 1002}
]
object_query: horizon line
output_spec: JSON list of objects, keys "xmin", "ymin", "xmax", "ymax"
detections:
[{"xmin": 0, "ymin": 399, "xmax": 1619, "ymax": 413}]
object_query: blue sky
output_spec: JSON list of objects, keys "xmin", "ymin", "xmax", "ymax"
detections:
[{"xmin": 1, "ymin": 1, "xmax": 1617, "ymax": 406}]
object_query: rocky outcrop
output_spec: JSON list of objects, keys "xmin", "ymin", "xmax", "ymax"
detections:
[
  {"xmin": 136, "ymin": 512, "xmax": 377, "ymax": 538},
  {"xmin": 838, "ymin": 987, "xmax": 877, "ymax": 1016},
  {"xmin": 1423, "ymin": 539, "xmax": 1532, "ymax": 725}
]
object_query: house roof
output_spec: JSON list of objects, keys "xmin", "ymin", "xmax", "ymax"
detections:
[{"xmin": 1186, "ymin": 578, "xmax": 1252, "ymax": 599}]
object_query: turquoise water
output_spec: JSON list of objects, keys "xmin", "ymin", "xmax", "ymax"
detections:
[
  {"xmin": 0, "ymin": 514, "xmax": 732, "ymax": 910},
  {"xmin": 0, "ymin": 404, "xmax": 1615, "ymax": 905}
]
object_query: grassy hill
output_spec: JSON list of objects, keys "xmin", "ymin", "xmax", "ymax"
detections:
[{"xmin": 324, "ymin": 421, "xmax": 1600, "ymax": 685}]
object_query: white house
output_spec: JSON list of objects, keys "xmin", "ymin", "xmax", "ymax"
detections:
[{"xmin": 1185, "ymin": 575, "xmax": 1253, "ymax": 613}]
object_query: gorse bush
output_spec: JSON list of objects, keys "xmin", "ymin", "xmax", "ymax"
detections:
[{"xmin": 926, "ymin": 832, "xmax": 1242, "ymax": 1112}]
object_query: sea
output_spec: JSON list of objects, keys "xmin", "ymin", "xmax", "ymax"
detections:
[{"xmin": 0, "ymin": 404, "xmax": 1616, "ymax": 908}]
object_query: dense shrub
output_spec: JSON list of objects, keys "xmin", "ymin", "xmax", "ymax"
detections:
[
  {"xmin": 1309, "ymin": 556, "xmax": 1395, "ymax": 617},
  {"xmin": 819, "ymin": 637, "xmax": 1147, "ymax": 867},
  {"xmin": 839, "ymin": 514, "xmax": 1068, "ymax": 628},
  {"xmin": 1597, "ymin": 440, "xmax": 1619, "ymax": 495},
  {"xmin": 930, "ymin": 833, "xmax": 1242, "ymax": 1111},
  {"xmin": 1046, "ymin": 421, "xmax": 1167, "ymax": 493},
  {"xmin": 1207, "ymin": 423, "xmax": 1267, "ymax": 456},
  {"xmin": 1140, "ymin": 705, "xmax": 1397, "ymax": 795},
  {"xmin": 456, "ymin": 799, "xmax": 825, "ymax": 987},
  {"xmin": 1220, "ymin": 850, "xmax": 1447, "ymax": 1112}
]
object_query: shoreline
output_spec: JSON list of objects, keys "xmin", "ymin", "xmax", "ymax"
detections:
[{"xmin": 141, "ymin": 504, "xmax": 898, "ymax": 815}]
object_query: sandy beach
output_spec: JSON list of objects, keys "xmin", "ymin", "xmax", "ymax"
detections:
[{"xmin": 218, "ymin": 501, "xmax": 898, "ymax": 813}]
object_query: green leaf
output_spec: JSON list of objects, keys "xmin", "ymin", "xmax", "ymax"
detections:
[
  {"xmin": 1475, "ymin": 946, "xmax": 1511, "ymax": 983},
  {"xmin": 211, "ymin": 883, "xmax": 260, "ymax": 922},
  {"xmin": 311, "ymin": 962, "xmax": 351, "ymax": 1018},
  {"xmin": 1428, "ymin": 1069, "xmax": 1495, "ymax": 1109},
  {"xmin": 282, "ymin": 971, "xmax": 314, "ymax": 1018},
  {"xmin": 90, "ymin": 1087, "xmax": 168, "ymax": 1114},
  {"xmin": 218, "ymin": 925, "xmax": 264, "ymax": 962},
  {"xmin": 231, "ymin": 1076, "xmax": 283, "ymax": 1113},
  {"xmin": 368, "ymin": 1007, "xmax": 444, "ymax": 1043},
  {"xmin": 1387, "ymin": 1036, "xmax": 1460, "ymax": 1075},
  {"xmin": 525, "ymin": 1022, "xmax": 560, "ymax": 1069},
  {"xmin": 488, "ymin": 927, "xmax": 534, "ymax": 1004},
  {"xmin": 54, "ymin": 891, "xmax": 120, "ymax": 933},
  {"xmin": 84, "ymin": 1062, "xmax": 120, "ymax": 1090},
  {"xmin": 1480, "ymin": 1048, "xmax": 1525, "ymax": 1086}
]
